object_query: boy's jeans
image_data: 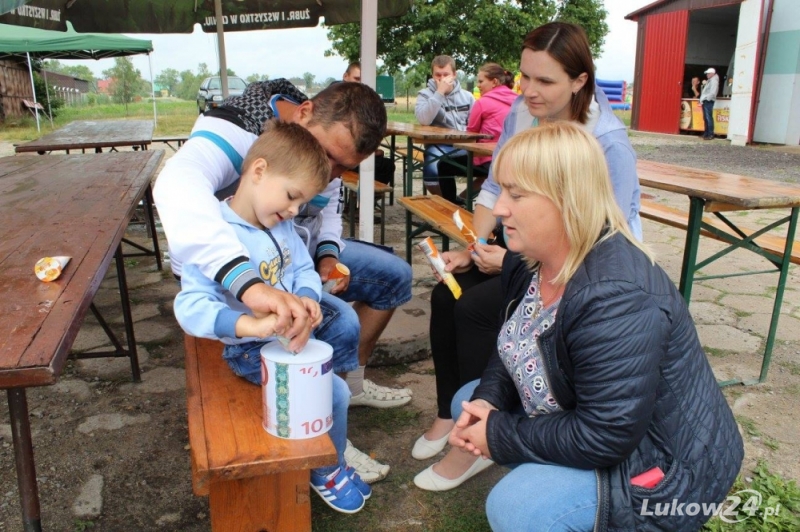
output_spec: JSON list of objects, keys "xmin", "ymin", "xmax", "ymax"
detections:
[
  {"xmin": 316, "ymin": 239, "xmax": 413, "ymax": 374},
  {"xmin": 223, "ymin": 341, "xmax": 349, "ymax": 475},
  {"xmin": 452, "ymin": 381, "xmax": 598, "ymax": 531}
]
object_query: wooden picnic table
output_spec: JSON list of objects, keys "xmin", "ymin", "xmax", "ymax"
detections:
[
  {"xmin": 14, "ymin": 119, "xmax": 154, "ymax": 154},
  {"xmin": 638, "ymin": 160, "xmax": 800, "ymax": 385},
  {"xmin": 0, "ymin": 151, "xmax": 164, "ymax": 532},
  {"xmin": 384, "ymin": 121, "xmax": 492, "ymax": 201}
]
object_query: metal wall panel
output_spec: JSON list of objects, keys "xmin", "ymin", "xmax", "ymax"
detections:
[{"xmin": 637, "ymin": 10, "xmax": 689, "ymax": 133}]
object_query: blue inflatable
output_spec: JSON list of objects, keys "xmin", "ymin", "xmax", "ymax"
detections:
[{"xmin": 597, "ymin": 79, "xmax": 631, "ymax": 111}]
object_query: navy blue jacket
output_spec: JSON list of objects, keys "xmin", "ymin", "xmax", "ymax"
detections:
[{"xmin": 474, "ymin": 233, "xmax": 743, "ymax": 531}]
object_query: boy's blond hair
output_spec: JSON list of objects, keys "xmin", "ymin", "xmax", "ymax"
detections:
[
  {"xmin": 242, "ymin": 121, "xmax": 330, "ymax": 191},
  {"xmin": 493, "ymin": 122, "xmax": 652, "ymax": 284}
]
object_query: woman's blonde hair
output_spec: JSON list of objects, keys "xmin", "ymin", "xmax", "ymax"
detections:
[{"xmin": 493, "ymin": 122, "xmax": 651, "ymax": 284}]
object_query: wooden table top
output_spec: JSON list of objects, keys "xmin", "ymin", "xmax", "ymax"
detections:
[
  {"xmin": 450, "ymin": 141, "xmax": 498, "ymax": 157},
  {"xmin": 637, "ymin": 160, "xmax": 800, "ymax": 210},
  {"xmin": 386, "ymin": 121, "xmax": 492, "ymax": 142},
  {"xmin": 14, "ymin": 120, "xmax": 154, "ymax": 153},
  {"xmin": 0, "ymin": 151, "xmax": 164, "ymax": 389}
]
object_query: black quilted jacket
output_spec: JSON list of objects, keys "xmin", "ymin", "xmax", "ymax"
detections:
[{"xmin": 474, "ymin": 233, "xmax": 743, "ymax": 531}]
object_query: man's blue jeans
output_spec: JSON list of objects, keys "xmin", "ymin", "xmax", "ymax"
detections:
[
  {"xmin": 702, "ymin": 100, "xmax": 715, "ymax": 138},
  {"xmin": 316, "ymin": 239, "xmax": 413, "ymax": 374},
  {"xmin": 423, "ymin": 144, "xmax": 467, "ymax": 187},
  {"xmin": 452, "ymin": 380, "xmax": 598, "ymax": 531},
  {"xmin": 222, "ymin": 341, "xmax": 350, "ymax": 475}
]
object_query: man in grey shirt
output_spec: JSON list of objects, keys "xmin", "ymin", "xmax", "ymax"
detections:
[{"xmin": 700, "ymin": 67, "xmax": 719, "ymax": 140}]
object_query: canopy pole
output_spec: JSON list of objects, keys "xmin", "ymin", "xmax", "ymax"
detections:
[
  {"xmin": 42, "ymin": 69, "xmax": 54, "ymax": 128},
  {"xmin": 214, "ymin": 0, "xmax": 229, "ymax": 98},
  {"xmin": 148, "ymin": 53, "xmax": 157, "ymax": 129},
  {"xmin": 358, "ymin": 0, "xmax": 378, "ymax": 243},
  {"xmin": 25, "ymin": 53, "xmax": 40, "ymax": 133}
]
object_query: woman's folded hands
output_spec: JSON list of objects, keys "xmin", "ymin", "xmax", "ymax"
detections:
[{"xmin": 450, "ymin": 399, "xmax": 497, "ymax": 459}]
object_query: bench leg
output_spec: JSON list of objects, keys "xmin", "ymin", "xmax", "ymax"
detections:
[
  {"xmin": 209, "ymin": 470, "xmax": 312, "ymax": 532},
  {"xmin": 405, "ymin": 209, "xmax": 413, "ymax": 263},
  {"xmin": 759, "ymin": 206, "xmax": 800, "ymax": 383},
  {"xmin": 348, "ymin": 190, "xmax": 356, "ymax": 239},
  {"xmin": 380, "ymin": 194, "xmax": 386, "ymax": 245},
  {"xmin": 678, "ymin": 197, "xmax": 704, "ymax": 301}
]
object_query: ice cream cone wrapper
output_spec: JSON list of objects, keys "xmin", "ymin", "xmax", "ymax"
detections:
[
  {"xmin": 452, "ymin": 211, "xmax": 477, "ymax": 247},
  {"xmin": 34, "ymin": 256, "xmax": 71, "ymax": 282},
  {"xmin": 322, "ymin": 263, "xmax": 350, "ymax": 293},
  {"xmin": 417, "ymin": 237, "xmax": 462, "ymax": 299}
]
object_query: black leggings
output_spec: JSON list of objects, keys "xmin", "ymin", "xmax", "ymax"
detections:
[{"xmin": 429, "ymin": 268, "xmax": 503, "ymax": 419}]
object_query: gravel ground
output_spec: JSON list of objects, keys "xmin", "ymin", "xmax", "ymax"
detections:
[{"xmin": 629, "ymin": 132, "xmax": 800, "ymax": 183}]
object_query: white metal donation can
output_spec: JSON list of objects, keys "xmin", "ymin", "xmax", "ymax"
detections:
[{"xmin": 260, "ymin": 339, "xmax": 333, "ymax": 439}]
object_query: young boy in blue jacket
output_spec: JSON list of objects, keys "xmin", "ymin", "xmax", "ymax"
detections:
[{"xmin": 173, "ymin": 121, "xmax": 370, "ymax": 514}]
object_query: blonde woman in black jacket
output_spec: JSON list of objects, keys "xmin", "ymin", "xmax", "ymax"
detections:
[{"xmin": 422, "ymin": 122, "xmax": 743, "ymax": 531}]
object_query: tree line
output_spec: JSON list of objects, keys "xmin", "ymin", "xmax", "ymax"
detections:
[
  {"xmin": 326, "ymin": 0, "xmax": 608, "ymax": 93},
  {"xmin": 38, "ymin": 0, "xmax": 609, "ymax": 107}
]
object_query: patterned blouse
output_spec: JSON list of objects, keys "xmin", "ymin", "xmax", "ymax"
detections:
[{"xmin": 497, "ymin": 267, "xmax": 563, "ymax": 416}]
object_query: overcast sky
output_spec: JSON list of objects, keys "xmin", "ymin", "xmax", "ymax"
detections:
[{"xmin": 68, "ymin": 0, "xmax": 653, "ymax": 84}]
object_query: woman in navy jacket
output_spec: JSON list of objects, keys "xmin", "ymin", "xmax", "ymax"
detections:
[{"xmin": 432, "ymin": 122, "xmax": 743, "ymax": 531}]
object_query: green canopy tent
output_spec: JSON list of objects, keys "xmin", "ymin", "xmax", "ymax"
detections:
[{"xmin": 0, "ymin": 22, "xmax": 153, "ymax": 131}]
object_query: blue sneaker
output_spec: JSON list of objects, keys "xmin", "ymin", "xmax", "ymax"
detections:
[
  {"xmin": 345, "ymin": 466, "xmax": 372, "ymax": 500},
  {"xmin": 310, "ymin": 467, "xmax": 365, "ymax": 514}
]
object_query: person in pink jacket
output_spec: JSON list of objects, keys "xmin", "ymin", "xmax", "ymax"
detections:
[{"xmin": 439, "ymin": 63, "xmax": 517, "ymax": 194}]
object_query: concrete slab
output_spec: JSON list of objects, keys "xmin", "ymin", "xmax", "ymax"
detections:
[
  {"xmin": 689, "ymin": 302, "xmax": 737, "ymax": 326},
  {"xmin": 691, "ymin": 284, "xmax": 723, "ymax": 302},
  {"xmin": 52, "ymin": 380, "xmax": 93, "ymax": 401},
  {"xmin": 72, "ymin": 474, "xmax": 103, "ymax": 519},
  {"xmin": 739, "ymin": 313, "xmax": 800, "ymax": 342},
  {"xmin": 697, "ymin": 324, "xmax": 762, "ymax": 353},
  {"xmin": 72, "ymin": 324, "xmax": 111, "ymax": 353},
  {"xmin": 703, "ymin": 277, "xmax": 771, "ymax": 296},
  {"xmin": 109, "ymin": 303, "xmax": 161, "ymax": 324},
  {"xmin": 76, "ymin": 413, "xmax": 151, "ymax": 434},
  {"xmin": 371, "ymin": 295, "xmax": 430, "ymax": 366},
  {"xmin": 76, "ymin": 346, "xmax": 150, "ymax": 379},
  {"xmin": 119, "ymin": 367, "xmax": 186, "ymax": 394},
  {"xmin": 131, "ymin": 321, "xmax": 174, "ymax": 344}
]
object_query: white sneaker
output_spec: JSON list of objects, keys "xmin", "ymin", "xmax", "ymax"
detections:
[
  {"xmin": 345, "ymin": 440, "xmax": 390, "ymax": 484},
  {"xmin": 349, "ymin": 379, "xmax": 412, "ymax": 409}
]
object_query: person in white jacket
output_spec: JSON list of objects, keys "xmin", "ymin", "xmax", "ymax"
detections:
[
  {"xmin": 700, "ymin": 67, "xmax": 719, "ymax": 140},
  {"xmin": 154, "ymin": 80, "xmax": 412, "ymax": 484},
  {"xmin": 415, "ymin": 55, "xmax": 474, "ymax": 202}
]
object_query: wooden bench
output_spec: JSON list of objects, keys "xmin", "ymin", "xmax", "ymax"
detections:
[
  {"xmin": 341, "ymin": 170, "xmax": 393, "ymax": 245},
  {"xmin": 397, "ymin": 194, "xmax": 473, "ymax": 263},
  {"xmin": 153, "ymin": 135, "xmax": 189, "ymax": 152},
  {"xmin": 640, "ymin": 199, "xmax": 800, "ymax": 265},
  {"xmin": 184, "ymin": 335, "xmax": 337, "ymax": 531},
  {"xmin": 395, "ymin": 146, "xmax": 425, "ymax": 164}
]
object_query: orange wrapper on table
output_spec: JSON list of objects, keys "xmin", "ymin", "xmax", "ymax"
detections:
[
  {"xmin": 418, "ymin": 237, "xmax": 462, "ymax": 299},
  {"xmin": 34, "ymin": 256, "xmax": 71, "ymax": 282}
]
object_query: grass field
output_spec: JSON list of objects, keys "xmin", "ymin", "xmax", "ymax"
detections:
[{"xmin": 0, "ymin": 97, "xmax": 631, "ymax": 142}]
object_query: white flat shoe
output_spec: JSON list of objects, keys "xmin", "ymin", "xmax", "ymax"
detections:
[
  {"xmin": 411, "ymin": 432, "xmax": 451, "ymax": 460},
  {"xmin": 413, "ymin": 457, "xmax": 494, "ymax": 491}
]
